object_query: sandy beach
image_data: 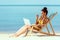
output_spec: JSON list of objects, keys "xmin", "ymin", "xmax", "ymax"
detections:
[{"xmin": 0, "ymin": 33, "xmax": 60, "ymax": 40}]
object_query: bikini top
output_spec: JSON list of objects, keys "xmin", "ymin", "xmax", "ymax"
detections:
[
  {"xmin": 37, "ymin": 17, "xmax": 49, "ymax": 25},
  {"xmin": 38, "ymin": 20, "xmax": 43, "ymax": 25}
]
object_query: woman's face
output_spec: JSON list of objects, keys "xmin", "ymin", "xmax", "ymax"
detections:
[{"xmin": 41, "ymin": 11, "xmax": 46, "ymax": 16}]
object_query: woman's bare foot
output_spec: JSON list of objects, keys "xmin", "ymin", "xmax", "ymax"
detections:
[{"xmin": 9, "ymin": 33, "xmax": 19, "ymax": 38}]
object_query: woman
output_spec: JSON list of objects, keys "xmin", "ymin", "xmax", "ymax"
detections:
[{"xmin": 10, "ymin": 7, "xmax": 49, "ymax": 37}]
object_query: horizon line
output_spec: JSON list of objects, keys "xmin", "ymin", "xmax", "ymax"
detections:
[{"xmin": 0, "ymin": 5, "xmax": 60, "ymax": 6}]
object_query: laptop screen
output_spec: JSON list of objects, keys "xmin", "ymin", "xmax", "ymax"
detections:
[{"xmin": 23, "ymin": 18, "xmax": 31, "ymax": 25}]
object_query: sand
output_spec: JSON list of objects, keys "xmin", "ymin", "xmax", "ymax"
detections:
[{"xmin": 0, "ymin": 33, "xmax": 60, "ymax": 40}]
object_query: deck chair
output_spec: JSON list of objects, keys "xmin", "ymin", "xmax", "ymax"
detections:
[{"xmin": 25, "ymin": 12, "xmax": 57, "ymax": 36}]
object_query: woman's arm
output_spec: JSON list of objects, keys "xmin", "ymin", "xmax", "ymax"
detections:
[
  {"xmin": 36, "ymin": 14, "xmax": 39, "ymax": 24},
  {"xmin": 42, "ymin": 18, "xmax": 50, "ymax": 27}
]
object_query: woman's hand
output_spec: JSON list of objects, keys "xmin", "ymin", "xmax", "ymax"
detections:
[{"xmin": 36, "ymin": 14, "xmax": 39, "ymax": 19}]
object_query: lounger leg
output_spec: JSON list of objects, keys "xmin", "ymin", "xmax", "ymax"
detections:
[
  {"xmin": 24, "ymin": 29, "xmax": 28, "ymax": 36},
  {"xmin": 26, "ymin": 26, "xmax": 33, "ymax": 36},
  {"xmin": 49, "ymin": 21, "xmax": 55, "ymax": 35},
  {"xmin": 45, "ymin": 24, "xmax": 50, "ymax": 35},
  {"xmin": 29, "ymin": 26, "xmax": 33, "ymax": 35}
]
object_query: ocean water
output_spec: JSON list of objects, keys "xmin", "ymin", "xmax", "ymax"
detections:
[{"xmin": 0, "ymin": 5, "xmax": 60, "ymax": 33}]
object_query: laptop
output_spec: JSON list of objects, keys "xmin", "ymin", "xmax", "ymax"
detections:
[{"xmin": 23, "ymin": 18, "xmax": 31, "ymax": 25}]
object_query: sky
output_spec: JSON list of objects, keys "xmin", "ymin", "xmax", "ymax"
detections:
[
  {"xmin": 0, "ymin": 0, "xmax": 60, "ymax": 33},
  {"xmin": 0, "ymin": 0, "xmax": 60, "ymax": 5}
]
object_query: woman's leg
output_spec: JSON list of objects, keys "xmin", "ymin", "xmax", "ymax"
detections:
[{"xmin": 11, "ymin": 25, "xmax": 31, "ymax": 37}]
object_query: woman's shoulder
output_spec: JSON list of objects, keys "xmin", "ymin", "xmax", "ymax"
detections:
[
  {"xmin": 44, "ymin": 17, "xmax": 49, "ymax": 24},
  {"xmin": 47, "ymin": 17, "xmax": 50, "ymax": 21},
  {"xmin": 46, "ymin": 17, "xmax": 50, "ymax": 23}
]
